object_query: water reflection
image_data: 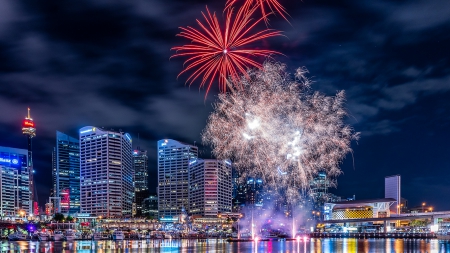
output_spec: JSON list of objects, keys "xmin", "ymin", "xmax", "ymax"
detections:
[{"xmin": 0, "ymin": 238, "xmax": 448, "ymax": 252}]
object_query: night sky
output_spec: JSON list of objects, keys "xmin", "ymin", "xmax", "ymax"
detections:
[{"xmin": 0, "ymin": 0, "xmax": 449, "ymax": 210}]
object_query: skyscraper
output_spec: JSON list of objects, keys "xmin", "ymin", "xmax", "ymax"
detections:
[
  {"xmin": 80, "ymin": 126, "xmax": 133, "ymax": 217},
  {"xmin": 157, "ymin": 139, "xmax": 198, "ymax": 220},
  {"xmin": 133, "ymin": 148, "xmax": 149, "ymax": 217},
  {"xmin": 52, "ymin": 131, "xmax": 80, "ymax": 214},
  {"xmin": 188, "ymin": 159, "xmax": 232, "ymax": 217},
  {"xmin": 0, "ymin": 146, "xmax": 31, "ymax": 217},
  {"xmin": 385, "ymin": 175, "xmax": 401, "ymax": 214},
  {"xmin": 309, "ymin": 171, "xmax": 331, "ymax": 210}
]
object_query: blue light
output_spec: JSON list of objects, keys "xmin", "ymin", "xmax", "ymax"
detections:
[{"xmin": 125, "ymin": 133, "xmax": 132, "ymax": 142}]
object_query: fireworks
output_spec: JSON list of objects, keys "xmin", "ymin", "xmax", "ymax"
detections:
[
  {"xmin": 202, "ymin": 62, "xmax": 358, "ymax": 201},
  {"xmin": 226, "ymin": 0, "xmax": 289, "ymax": 23},
  {"xmin": 171, "ymin": 5, "xmax": 282, "ymax": 96}
]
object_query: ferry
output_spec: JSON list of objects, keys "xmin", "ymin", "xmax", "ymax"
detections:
[
  {"xmin": 38, "ymin": 231, "xmax": 51, "ymax": 241},
  {"xmin": 8, "ymin": 232, "xmax": 27, "ymax": 241},
  {"xmin": 113, "ymin": 230, "xmax": 124, "ymax": 240},
  {"xmin": 52, "ymin": 231, "xmax": 64, "ymax": 241},
  {"xmin": 64, "ymin": 230, "xmax": 76, "ymax": 240}
]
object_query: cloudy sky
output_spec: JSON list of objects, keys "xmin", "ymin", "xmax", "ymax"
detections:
[{"xmin": 0, "ymin": 0, "xmax": 449, "ymax": 210}]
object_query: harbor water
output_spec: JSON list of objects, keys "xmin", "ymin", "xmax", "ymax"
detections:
[{"xmin": 2, "ymin": 238, "xmax": 450, "ymax": 252}]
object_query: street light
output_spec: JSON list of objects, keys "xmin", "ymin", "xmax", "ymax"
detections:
[{"xmin": 422, "ymin": 203, "xmax": 426, "ymax": 213}]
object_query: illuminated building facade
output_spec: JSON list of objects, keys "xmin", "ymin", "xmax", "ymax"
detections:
[
  {"xmin": 157, "ymin": 139, "xmax": 198, "ymax": 220},
  {"xmin": 79, "ymin": 126, "xmax": 133, "ymax": 217},
  {"xmin": 52, "ymin": 131, "xmax": 80, "ymax": 214},
  {"xmin": 133, "ymin": 148, "xmax": 149, "ymax": 217},
  {"xmin": 0, "ymin": 146, "xmax": 31, "ymax": 217},
  {"xmin": 324, "ymin": 198, "xmax": 396, "ymax": 220},
  {"xmin": 188, "ymin": 159, "xmax": 232, "ymax": 217},
  {"xmin": 21, "ymin": 108, "xmax": 36, "ymax": 214},
  {"xmin": 385, "ymin": 175, "xmax": 401, "ymax": 214}
]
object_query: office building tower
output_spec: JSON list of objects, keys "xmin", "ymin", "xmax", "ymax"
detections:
[
  {"xmin": 0, "ymin": 146, "xmax": 31, "ymax": 217},
  {"xmin": 188, "ymin": 159, "xmax": 232, "ymax": 217},
  {"xmin": 246, "ymin": 177, "xmax": 264, "ymax": 207},
  {"xmin": 80, "ymin": 126, "xmax": 133, "ymax": 217},
  {"xmin": 52, "ymin": 131, "xmax": 80, "ymax": 214},
  {"xmin": 133, "ymin": 148, "xmax": 149, "ymax": 217},
  {"xmin": 385, "ymin": 175, "xmax": 401, "ymax": 214},
  {"xmin": 142, "ymin": 195, "xmax": 158, "ymax": 218},
  {"xmin": 309, "ymin": 171, "xmax": 331, "ymax": 210},
  {"xmin": 157, "ymin": 139, "xmax": 198, "ymax": 220}
]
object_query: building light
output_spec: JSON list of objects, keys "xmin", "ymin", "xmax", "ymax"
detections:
[{"xmin": 80, "ymin": 129, "xmax": 93, "ymax": 134}]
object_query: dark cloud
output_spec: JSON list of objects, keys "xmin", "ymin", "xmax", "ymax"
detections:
[{"xmin": 0, "ymin": 0, "xmax": 449, "ymax": 210}]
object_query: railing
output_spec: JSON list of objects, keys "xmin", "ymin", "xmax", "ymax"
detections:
[{"xmin": 310, "ymin": 232, "xmax": 437, "ymax": 239}]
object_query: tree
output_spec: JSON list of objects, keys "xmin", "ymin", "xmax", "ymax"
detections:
[
  {"xmin": 66, "ymin": 216, "xmax": 74, "ymax": 222},
  {"xmin": 53, "ymin": 213, "xmax": 65, "ymax": 222}
]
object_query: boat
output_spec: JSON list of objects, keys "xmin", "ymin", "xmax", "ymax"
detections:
[
  {"xmin": 52, "ymin": 231, "xmax": 64, "ymax": 241},
  {"xmin": 112, "ymin": 230, "xmax": 124, "ymax": 240},
  {"xmin": 154, "ymin": 232, "xmax": 164, "ymax": 239},
  {"xmin": 64, "ymin": 230, "xmax": 76, "ymax": 240},
  {"xmin": 38, "ymin": 231, "xmax": 51, "ymax": 241},
  {"xmin": 92, "ymin": 232, "xmax": 104, "ymax": 240},
  {"xmin": 8, "ymin": 232, "xmax": 27, "ymax": 241}
]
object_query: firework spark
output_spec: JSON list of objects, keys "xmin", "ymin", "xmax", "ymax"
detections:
[
  {"xmin": 171, "ymin": 5, "xmax": 282, "ymax": 96},
  {"xmin": 202, "ymin": 62, "xmax": 358, "ymax": 201},
  {"xmin": 226, "ymin": 0, "xmax": 290, "ymax": 23}
]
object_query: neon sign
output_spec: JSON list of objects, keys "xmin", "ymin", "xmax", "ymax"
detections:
[{"xmin": 22, "ymin": 119, "xmax": 35, "ymax": 128}]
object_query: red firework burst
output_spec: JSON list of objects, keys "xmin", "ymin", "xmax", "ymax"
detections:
[
  {"xmin": 226, "ymin": 0, "xmax": 289, "ymax": 23},
  {"xmin": 171, "ymin": 5, "xmax": 283, "ymax": 96}
]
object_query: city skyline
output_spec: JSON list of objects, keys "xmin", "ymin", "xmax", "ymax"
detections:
[{"xmin": 0, "ymin": 0, "xmax": 449, "ymax": 211}]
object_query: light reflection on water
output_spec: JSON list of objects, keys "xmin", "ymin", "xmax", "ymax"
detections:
[{"xmin": 1, "ymin": 238, "xmax": 449, "ymax": 252}]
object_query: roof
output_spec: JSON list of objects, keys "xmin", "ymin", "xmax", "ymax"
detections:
[{"xmin": 326, "ymin": 198, "xmax": 397, "ymax": 208}]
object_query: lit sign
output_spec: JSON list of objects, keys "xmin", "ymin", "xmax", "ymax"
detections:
[
  {"xmin": 22, "ymin": 119, "xmax": 35, "ymax": 128},
  {"xmin": 0, "ymin": 157, "xmax": 19, "ymax": 166}
]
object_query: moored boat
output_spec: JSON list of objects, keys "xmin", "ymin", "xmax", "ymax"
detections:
[
  {"xmin": 8, "ymin": 232, "xmax": 27, "ymax": 241},
  {"xmin": 112, "ymin": 230, "xmax": 124, "ymax": 240}
]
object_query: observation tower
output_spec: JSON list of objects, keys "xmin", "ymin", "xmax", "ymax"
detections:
[{"xmin": 22, "ymin": 108, "xmax": 36, "ymax": 214}]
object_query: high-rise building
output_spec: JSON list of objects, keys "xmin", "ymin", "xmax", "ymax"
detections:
[
  {"xmin": 245, "ymin": 177, "xmax": 264, "ymax": 207},
  {"xmin": 157, "ymin": 139, "xmax": 197, "ymax": 220},
  {"xmin": 21, "ymin": 108, "xmax": 36, "ymax": 214},
  {"xmin": 142, "ymin": 195, "xmax": 158, "ymax": 218},
  {"xmin": 309, "ymin": 171, "xmax": 331, "ymax": 210},
  {"xmin": 385, "ymin": 175, "xmax": 401, "ymax": 214},
  {"xmin": 0, "ymin": 146, "xmax": 31, "ymax": 217},
  {"xmin": 188, "ymin": 159, "xmax": 232, "ymax": 217},
  {"xmin": 52, "ymin": 131, "xmax": 80, "ymax": 214},
  {"xmin": 80, "ymin": 126, "xmax": 133, "ymax": 217},
  {"xmin": 133, "ymin": 148, "xmax": 149, "ymax": 217}
]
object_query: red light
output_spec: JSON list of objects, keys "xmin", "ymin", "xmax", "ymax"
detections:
[{"xmin": 22, "ymin": 119, "xmax": 35, "ymax": 128}]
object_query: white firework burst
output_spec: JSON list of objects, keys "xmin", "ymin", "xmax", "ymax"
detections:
[{"xmin": 202, "ymin": 62, "xmax": 359, "ymax": 202}]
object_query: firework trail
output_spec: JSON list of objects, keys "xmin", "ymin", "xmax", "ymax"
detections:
[
  {"xmin": 202, "ymin": 62, "xmax": 358, "ymax": 202},
  {"xmin": 171, "ymin": 5, "xmax": 283, "ymax": 97},
  {"xmin": 226, "ymin": 0, "xmax": 290, "ymax": 23}
]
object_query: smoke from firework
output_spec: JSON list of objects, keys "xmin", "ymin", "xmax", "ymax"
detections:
[{"xmin": 202, "ymin": 62, "xmax": 359, "ymax": 202}]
